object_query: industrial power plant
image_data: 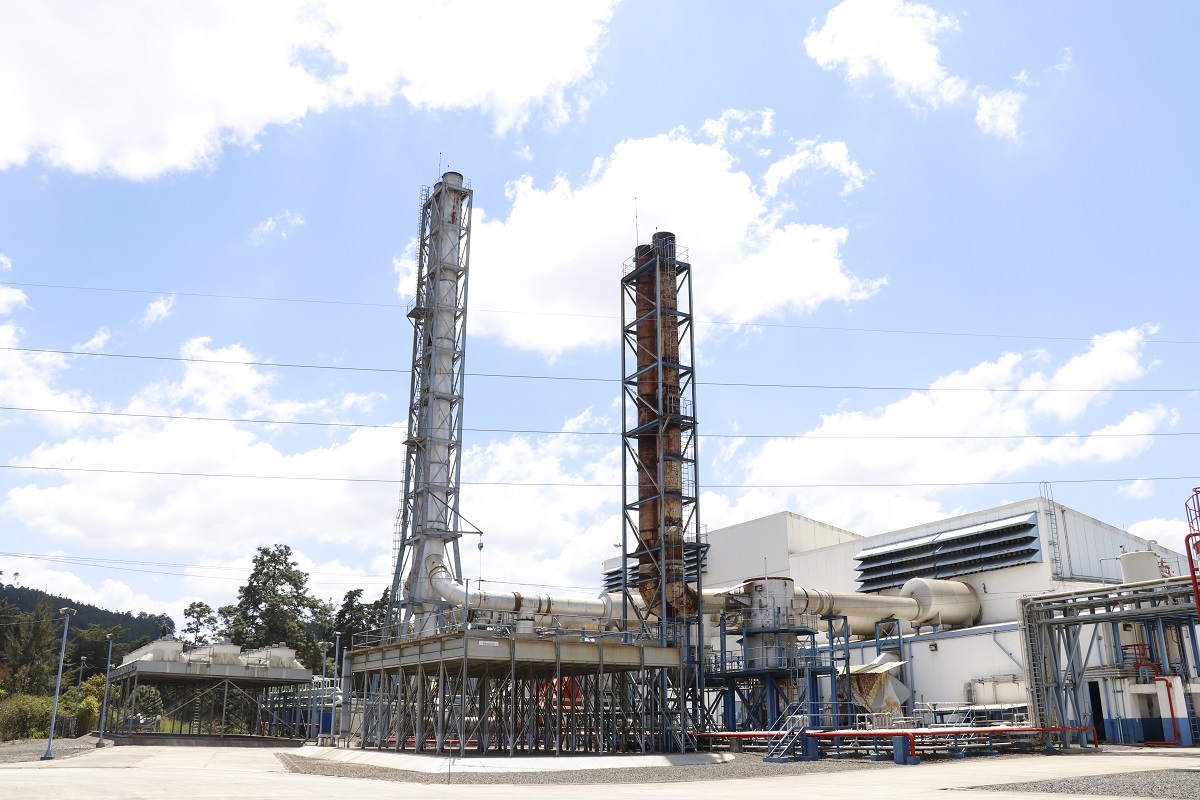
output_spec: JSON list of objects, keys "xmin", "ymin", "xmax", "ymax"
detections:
[{"xmin": 333, "ymin": 171, "xmax": 1200, "ymax": 763}]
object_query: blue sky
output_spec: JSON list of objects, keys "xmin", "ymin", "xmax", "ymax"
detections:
[{"xmin": 0, "ymin": 1, "xmax": 1196, "ymax": 624}]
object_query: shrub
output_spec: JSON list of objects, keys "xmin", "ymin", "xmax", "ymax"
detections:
[
  {"xmin": 75, "ymin": 696, "xmax": 99, "ymax": 735},
  {"xmin": 0, "ymin": 694, "xmax": 54, "ymax": 741}
]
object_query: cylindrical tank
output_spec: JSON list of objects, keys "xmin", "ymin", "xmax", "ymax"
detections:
[
  {"xmin": 1118, "ymin": 550, "xmax": 1160, "ymax": 584},
  {"xmin": 745, "ymin": 577, "xmax": 796, "ymax": 668},
  {"xmin": 899, "ymin": 577, "xmax": 981, "ymax": 627}
]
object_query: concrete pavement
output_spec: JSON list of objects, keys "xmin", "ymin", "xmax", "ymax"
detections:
[{"xmin": 0, "ymin": 744, "xmax": 1197, "ymax": 799}]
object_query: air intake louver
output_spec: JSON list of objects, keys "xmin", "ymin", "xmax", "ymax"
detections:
[{"xmin": 855, "ymin": 513, "xmax": 1040, "ymax": 591}]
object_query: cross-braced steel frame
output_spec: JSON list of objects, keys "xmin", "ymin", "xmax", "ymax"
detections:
[
  {"xmin": 619, "ymin": 235, "xmax": 705, "ymax": 750},
  {"xmin": 1019, "ymin": 576, "xmax": 1198, "ymax": 749},
  {"xmin": 386, "ymin": 175, "xmax": 474, "ymax": 638},
  {"xmin": 351, "ymin": 630, "xmax": 686, "ymax": 755}
]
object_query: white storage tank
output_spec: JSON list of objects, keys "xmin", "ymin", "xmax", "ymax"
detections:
[{"xmin": 1118, "ymin": 550, "xmax": 1160, "ymax": 584}]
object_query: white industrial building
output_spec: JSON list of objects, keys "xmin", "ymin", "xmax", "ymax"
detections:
[{"xmin": 604, "ymin": 497, "xmax": 1196, "ymax": 746}]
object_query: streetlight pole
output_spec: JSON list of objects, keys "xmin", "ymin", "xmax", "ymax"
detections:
[
  {"xmin": 331, "ymin": 631, "xmax": 341, "ymax": 741},
  {"xmin": 96, "ymin": 633, "xmax": 114, "ymax": 747},
  {"xmin": 41, "ymin": 607, "xmax": 77, "ymax": 760},
  {"xmin": 71, "ymin": 655, "xmax": 86, "ymax": 737},
  {"xmin": 317, "ymin": 641, "xmax": 332, "ymax": 742}
]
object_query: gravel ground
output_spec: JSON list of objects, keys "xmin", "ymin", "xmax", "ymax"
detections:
[
  {"xmin": 278, "ymin": 751, "xmax": 898, "ymax": 784},
  {"xmin": 971, "ymin": 768, "xmax": 1200, "ymax": 798},
  {"xmin": 0, "ymin": 737, "xmax": 100, "ymax": 764}
]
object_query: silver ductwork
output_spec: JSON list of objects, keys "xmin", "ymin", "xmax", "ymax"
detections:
[
  {"xmin": 426, "ymin": 555, "xmax": 616, "ymax": 630},
  {"xmin": 425, "ymin": 553, "xmax": 981, "ymax": 637}
]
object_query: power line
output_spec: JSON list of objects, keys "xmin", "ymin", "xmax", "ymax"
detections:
[
  {"xmin": 0, "ymin": 551, "xmax": 605, "ymax": 594},
  {"xmin": 0, "ymin": 463, "xmax": 1195, "ymax": 489},
  {"xmin": 6, "ymin": 280, "xmax": 1194, "ymax": 344},
  {"xmin": 1, "ymin": 404, "xmax": 1197, "ymax": 442},
  {"xmin": 3, "ymin": 345, "xmax": 1195, "ymax": 393}
]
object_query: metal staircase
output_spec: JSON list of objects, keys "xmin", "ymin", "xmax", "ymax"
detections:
[{"xmin": 763, "ymin": 719, "xmax": 809, "ymax": 762}]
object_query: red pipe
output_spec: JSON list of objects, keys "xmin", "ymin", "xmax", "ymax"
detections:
[
  {"xmin": 694, "ymin": 724, "xmax": 1099, "ymax": 753},
  {"xmin": 1144, "ymin": 677, "xmax": 1180, "ymax": 746},
  {"xmin": 1184, "ymin": 488, "xmax": 1200, "ymax": 627}
]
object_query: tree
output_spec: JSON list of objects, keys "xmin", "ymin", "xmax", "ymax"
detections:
[
  {"xmin": 219, "ymin": 545, "xmax": 328, "ymax": 668},
  {"xmin": 68, "ymin": 624, "xmax": 128, "ymax": 682},
  {"xmin": 182, "ymin": 602, "xmax": 217, "ymax": 646},
  {"xmin": 3, "ymin": 598, "xmax": 58, "ymax": 695},
  {"xmin": 333, "ymin": 588, "xmax": 389, "ymax": 649}
]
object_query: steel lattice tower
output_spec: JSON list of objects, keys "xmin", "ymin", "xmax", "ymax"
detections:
[{"xmin": 386, "ymin": 172, "xmax": 473, "ymax": 639}]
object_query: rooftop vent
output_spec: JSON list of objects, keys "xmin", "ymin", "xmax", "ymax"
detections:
[{"xmin": 854, "ymin": 512, "xmax": 1041, "ymax": 592}]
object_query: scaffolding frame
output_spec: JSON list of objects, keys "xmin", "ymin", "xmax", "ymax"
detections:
[
  {"xmin": 386, "ymin": 176, "xmax": 474, "ymax": 638},
  {"xmin": 1019, "ymin": 576, "xmax": 1199, "ymax": 749},
  {"xmin": 619, "ymin": 238, "xmax": 706, "ymax": 751},
  {"xmin": 348, "ymin": 623, "xmax": 685, "ymax": 755}
]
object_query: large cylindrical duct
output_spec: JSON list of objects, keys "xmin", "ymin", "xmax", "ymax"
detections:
[{"xmin": 633, "ymin": 232, "xmax": 697, "ymax": 617}]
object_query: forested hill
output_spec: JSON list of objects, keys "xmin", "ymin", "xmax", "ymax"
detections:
[{"xmin": 0, "ymin": 585, "xmax": 174, "ymax": 642}]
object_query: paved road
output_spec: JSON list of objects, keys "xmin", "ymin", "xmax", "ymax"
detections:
[{"xmin": 0, "ymin": 744, "xmax": 1196, "ymax": 799}]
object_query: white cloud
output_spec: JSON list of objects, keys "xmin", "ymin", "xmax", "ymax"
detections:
[
  {"xmin": 975, "ymin": 88, "xmax": 1026, "ymax": 142},
  {"xmin": 406, "ymin": 124, "xmax": 883, "ymax": 358},
  {"xmin": 0, "ymin": 0, "xmax": 618, "ymax": 180},
  {"xmin": 139, "ymin": 294, "xmax": 176, "ymax": 327},
  {"xmin": 0, "ymin": 285, "xmax": 26, "ymax": 315},
  {"xmin": 75, "ymin": 327, "xmax": 111, "ymax": 352},
  {"xmin": 0, "ymin": 252, "xmax": 24, "ymax": 315},
  {"xmin": 709, "ymin": 326, "xmax": 1172, "ymax": 535},
  {"xmin": 251, "ymin": 210, "xmax": 305, "ymax": 244},
  {"xmin": 1050, "ymin": 46, "xmax": 1074, "ymax": 75},
  {"xmin": 3, "ymin": 338, "xmax": 403, "ymax": 557},
  {"xmin": 0, "ymin": 339, "xmax": 621, "ymax": 598},
  {"xmin": 762, "ymin": 138, "xmax": 870, "ymax": 197},
  {"xmin": 1127, "ymin": 518, "xmax": 1190, "ymax": 562},
  {"xmin": 699, "ymin": 109, "xmax": 775, "ymax": 146},
  {"xmin": 0, "ymin": 322, "xmax": 96, "ymax": 431},
  {"xmin": 805, "ymin": 0, "xmax": 967, "ymax": 109},
  {"xmin": 1117, "ymin": 479, "xmax": 1154, "ymax": 500}
]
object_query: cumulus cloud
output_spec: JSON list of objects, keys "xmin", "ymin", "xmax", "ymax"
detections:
[
  {"xmin": 0, "ymin": 286, "xmax": 26, "ymax": 316},
  {"xmin": 75, "ymin": 327, "xmax": 111, "ymax": 352},
  {"xmin": 699, "ymin": 109, "xmax": 775, "ymax": 146},
  {"xmin": 0, "ymin": 339, "xmax": 621, "ymax": 597},
  {"xmin": 251, "ymin": 210, "xmax": 305, "ymax": 244},
  {"xmin": 0, "ymin": 0, "xmax": 618, "ymax": 180},
  {"xmin": 975, "ymin": 88, "xmax": 1026, "ymax": 142},
  {"xmin": 1117, "ymin": 479, "xmax": 1155, "ymax": 500},
  {"xmin": 0, "ymin": 252, "xmax": 24, "ymax": 315},
  {"xmin": 139, "ymin": 294, "xmax": 176, "ymax": 327},
  {"xmin": 762, "ymin": 138, "xmax": 870, "ymax": 197},
  {"xmin": 805, "ymin": 0, "xmax": 967, "ymax": 109},
  {"xmin": 1127, "ymin": 518, "xmax": 1190, "ymax": 562},
  {"xmin": 3, "ymin": 337, "xmax": 403, "ymax": 556},
  {"xmin": 705, "ymin": 326, "xmax": 1172, "ymax": 535},
  {"xmin": 806, "ymin": 0, "xmax": 1034, "ymax": 142},
  {"xmin": 398, "ymin": 122, "xmax": 884, "ymax": 358}
]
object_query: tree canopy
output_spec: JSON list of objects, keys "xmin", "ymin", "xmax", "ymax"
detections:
[{"xmin": 218, "ymin": 544, "xmax": 332, "ymax": 669}]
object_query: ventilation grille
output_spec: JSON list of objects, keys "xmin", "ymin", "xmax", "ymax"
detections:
[
  {"xmin": 601, "ymin": 548, "xmax": 707, "ymax": 594},
  {"xmin": 855, "ymin": 512, "xmax": 1041, "ymax": 592}
]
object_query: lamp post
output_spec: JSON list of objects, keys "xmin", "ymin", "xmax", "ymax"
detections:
[
  {"xmin": 331, "ymin": 631, "xmax": 341, "ymax": 741},
  {"xmin": 70, "ymin": 655, "xmax": 86, "ymax": 737},
  {"xmin": 41, "ymin": 607, "xmax": 77, "ymax": 760},
  {"xmin": 96, "ymin": 633, "xmax": 114, "ymax": 747},
  {"xmin": 317, "ymin": 641, "xmax": 332, "ymax": 741}
]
